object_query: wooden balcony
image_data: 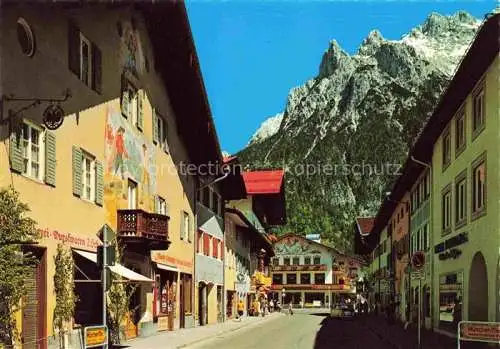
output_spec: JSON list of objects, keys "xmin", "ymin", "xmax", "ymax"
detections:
[
  {"xmin": 117, "ymin": 209, "xmax": 170, "ymax": 250},
  {"xmin": 270, "ymin": 283, "xmax": 351, "ymax": 291},
  {"xmin": 271, "ymin": 264, "xmax": 327, "ymax": 272}
]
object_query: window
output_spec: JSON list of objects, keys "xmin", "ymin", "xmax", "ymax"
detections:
[
  {"xmin": 472, "ymin": 157, "xmax": 486, "ymax": 215},
  {"xmin": 472, "ymin": 87, "xmax": 485, "ymax": 134},
  {"xmin": 423, "ymin": 224, "xmax": 429, "ymax": 252},
  {"xmin": 283, "ymin": 257, "xmax": 290, "ymax": 266},
  {"xmin": 156, "ymin": 196, "xmax": 167, "ymax": 215},
  {"xmin": 153, "ymin": 109, "xmax": 168, "ymax": 151},
  {"xmin": 455, "ymin": 176, "xmax": 466, "ymax": 224},
  {"xmin": 68, "ymin": 22, "xmax": 101, "ymax": 93},
  {"xmin": 181, "ymin": 211, "xmax": 189, "ymax": 240},
  {"xmin": 122, "ymin": 81, "xmax": 141, "ymax": 129},
  {"xmin": 313, "ymin": 256, "xmax": 321, "ymax": 265},
  {"xmin": 455, "ymin": 110, "xmax": 466, "ymax": 152},
  {"xmin": 81, "ymin": 152, "xmax": 95, "ymax": 201},
  {"xmin": 272, "ymin": 258, "xmax": 279, "ymax": 266},
  {"xmin": 304, "ymin": 256, "xmax": 311, "ymax": 265},
  {"xmin": 286, "ymin": 273, "xmax": 297, "ymax": 284},
  {"xmin": 314, "ymin": 273, "xmax": 325, "ymax": 285},
  {"xmin": 442, "ymin": 188, "xmax": 451, "ymax": 233},
  {"xmin": 17, "ymin": 18, "xmax": 35, "ymax": 57},
  {"xmin": 272, "ymin": 274, "xmax": 283, "ymax": 284},
  {"xmin": 127, "ymin": 179, "xmax": 137, "ymax": 209},
  {"xmin": 80, "ymin": 33, "xmax": 91, "ymax": 86},
  {"xmin": 300, "ymin": 273, "xmax": 311, "ymax": 285},
  {"xmin": 439, "ymin": 272, "xmax": 463, "ymax": 329},
  {"xmin": 292, "ymin": 257, "xmax": 299, "ymax": 265},
  {"xmin": 21, "ymin": 122, "xmax": 44, "ymax": 180},
  {"xmin": 442, "ymin": 129, "xmax": 451, "ymax": 168}
]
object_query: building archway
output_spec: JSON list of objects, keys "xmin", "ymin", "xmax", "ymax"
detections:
[{"xmin": 468, "ymin": 252, "xmax": 488, "ymax": 321}]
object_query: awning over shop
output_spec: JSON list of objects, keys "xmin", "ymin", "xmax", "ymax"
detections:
[
  {"xmin": 156, "ymin": 263, "xmax": 179, "ymax": 273},
  {"xmin": 73, "ymin": 249, "xmax": 153, "ymax": 282},
  {"xmin": 199, "ymin": 216, "xmax": 224, "ymax": 239}
]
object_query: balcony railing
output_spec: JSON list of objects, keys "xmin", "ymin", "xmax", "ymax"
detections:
[
  {"xmin": 270, "ymin": 283, "xmax": 350, "ymax": 291},
  {"xmin": 271, "ymin": 264, "xmax": 327, "ymax": 272},
  {"xmin": 117, "ymin": 209, "xmax": 170, "ymax": 243}
]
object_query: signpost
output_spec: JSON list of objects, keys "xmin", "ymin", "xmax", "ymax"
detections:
[
  {"xmin": 98, "ymin": 224, "xmax": 115, "ymax": 349},
  {"xmin": 411, "ymin": 251, "xmax": 425, "ymax": 349},
  {"xmin": 84, "ymin": 326, "xmax": 108, "ymax": 348},
  {"xmin": 457, "ymin": 321, "xmax": 500, "ymax": 349}
]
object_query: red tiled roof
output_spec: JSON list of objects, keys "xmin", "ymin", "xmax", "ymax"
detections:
[
  {"xmin": 223, "ymin": 155, "xmax": 237, "ymax": 163},
  {"xmin": 356, "ymin": 217, "xmax": 375, "ymax": 235},
  {"xmin": 242, "ymin": 170, "xmax": 285, "ymax": 194}
]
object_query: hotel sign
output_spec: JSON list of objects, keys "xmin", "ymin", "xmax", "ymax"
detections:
[
  {"xmin": 458, "ymin": 321, "xmax": 500, "ymax": 348},
  {"xmin": 434, "ymin": 232, "xmax": 468, "ymax": 261}
]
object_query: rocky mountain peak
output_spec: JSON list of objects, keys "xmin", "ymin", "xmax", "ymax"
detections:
[
  {"xmin": 318, "ymin": 40, "xmax": 351, "ymax": 78},
  {"xmin": 239, "ymin": 12, "xmax": 480, "ymax": 248}
]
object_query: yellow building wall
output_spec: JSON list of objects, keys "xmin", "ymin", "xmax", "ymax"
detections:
[{"xmin": 1, "ymin": 4, "xmax": 196, "ymax": 340}]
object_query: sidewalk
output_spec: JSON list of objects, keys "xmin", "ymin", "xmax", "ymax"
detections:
[
  {"xmin": 361, "ymin": 315, "xmax": 456, "ymax": 349},
  {"xmin": 125, "ymin": 312, "xmax": 282, "ymax": 349}
]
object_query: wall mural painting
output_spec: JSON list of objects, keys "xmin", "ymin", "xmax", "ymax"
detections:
[
  {"xmin": 275, "ymin": 236, "xmax": 319, "ymax": 255},
  {"xmin": 104, "ymin": 106, "xmax": 156, "ymax": 227},
  {"xmin": 120, "ymin": 20, "xmax": 145, "ymax": 76}
]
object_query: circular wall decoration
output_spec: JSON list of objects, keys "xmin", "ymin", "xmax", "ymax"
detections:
[
  {"xmin": 17, "ymin": 17, "xmax": 35, "ymax": 57},
  {"xmin": 43, "ymin": 104, "xmax": 65, "ymax": 130}
]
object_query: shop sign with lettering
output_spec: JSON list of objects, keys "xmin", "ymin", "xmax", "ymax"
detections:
[{"xmin": 434, "ymin": 232, "xmax": 468, "ymax": 260}]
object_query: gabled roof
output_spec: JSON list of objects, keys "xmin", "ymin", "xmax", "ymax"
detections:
[
  {"xmin": 370, "ymin": 12, "xmax": 499, "ymax": 238},
  {"xmin": 355, "ymin": 217, "xmax": 375, "ymax": 237},
  {"xmin": 274, "ymin": 233, "xmax": 366, "ymax": 265},
  {"xmin": 242, "ymin": 170, "xmax": 285, "ymax": 194}
]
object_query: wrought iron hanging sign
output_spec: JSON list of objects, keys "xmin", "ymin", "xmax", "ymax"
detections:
[{"xmin": 1, "ymin": 89, "xmax": 71, "ymax": 130}]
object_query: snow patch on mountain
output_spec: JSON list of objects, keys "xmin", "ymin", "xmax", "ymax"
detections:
[{"xmin": 248, "ymin": 112, "xmax": 284, "ymax": 145}]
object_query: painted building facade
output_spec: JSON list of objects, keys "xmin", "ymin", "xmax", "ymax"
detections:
[
  {"xmin": 0, "ymin": 2, "xmax": 220, "ymax": 347},
  {"xmin": 270, "ymin": 234, "xmax": 364, "ymax": 307}
]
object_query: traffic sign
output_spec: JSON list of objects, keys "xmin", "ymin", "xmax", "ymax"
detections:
[{"xmin": 411, "ymin": 251, "xmax": 425, "ymax": 270}]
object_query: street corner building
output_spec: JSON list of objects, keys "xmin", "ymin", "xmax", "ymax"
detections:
[
  {"xmin": 223, "ymin": 167, "xmax": 286, "ymax": 318},
  {"xmin": 270, "ymin": 233, "xmax": 366, "ymax": 308},
  {"xmin": 0, "ymin": 1, "xmax": 223, "ymax": 347},
  {"xmin": 362, "ymin": 11, "xmax": 500, "ymax": 337}
]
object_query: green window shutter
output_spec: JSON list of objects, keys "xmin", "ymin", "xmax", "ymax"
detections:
[
  {"xmin": 44, "ymin": 131, "xmax": 56, "ymax": 186},
  {"xmin": 188, "ymin": 214, "xmax": 193, "ymax": 242},
  {"xmin": 91, "ymin": 42, "xmax": 102, "ymax": 94},
  {"xmin": 152, "ymin": 108, "xmax": 158, "ymax": 144},
  {"xmin": 121, "ymin": 76, "xmax": 129, "ymax": 118},
  {"xmin": 95, "ymin": 161, "xmax": 103, "ymax": 206},
  {"xmin": 72, "ymin": 146, "xmax": 82, "ymax": 197},
  {"xmin": 68, "ymin": 21, "xmax": 80, "ymax": 77},
  {"xmin": 137, "ymin": 90, "xmax": 144, "ymax": 130},
  {"xmin": 9, "ymin": 131, "xmax": 24, "ymax": 173}
]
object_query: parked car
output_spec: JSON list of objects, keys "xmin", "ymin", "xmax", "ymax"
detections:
[{"xmin": 330, "ymin": 303, "xmax": 355, "ymax": 318}]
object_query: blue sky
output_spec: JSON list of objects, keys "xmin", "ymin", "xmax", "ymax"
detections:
[{"xmin": 186, "ymin": 1, "xmax": 495, "ymax": 154}]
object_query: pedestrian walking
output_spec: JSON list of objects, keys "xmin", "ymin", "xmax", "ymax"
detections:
[
  {"xmin": 237, "ymin": 299, "xmax": 245, "ymax": 321},
  {"xmin": 276, "ymin": 300, "xmax": 281, "ymax": 313},
  {"xmin": 269, "ymin": 299, "xmax": 274, "ymax": 313},
  {"xmin": 288, "ymin": 302, "xmax": 294, "ymax": 315}
]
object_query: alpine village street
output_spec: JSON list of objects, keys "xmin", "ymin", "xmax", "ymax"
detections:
[{"xmin": 0, "ymin": 2, "xmax": 499, "ymax": 349}]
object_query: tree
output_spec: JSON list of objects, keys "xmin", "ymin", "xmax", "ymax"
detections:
[
  {"xmin": 53, "ymin": 244, "xmax": 77, "ymax": 349},
  {"xmin": 107, "ymin": 240, "xmax": 137, "ymax": 345},
  {"xmin": 0, "ymin": 187, "xmax": 38, "ymax": 345}
]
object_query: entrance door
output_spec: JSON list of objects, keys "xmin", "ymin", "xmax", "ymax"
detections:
[
  {"xmin": 22, "ymin": 248, "xmax": 46, "ymax": 349},
  {"xmin": 468, "ymin": 252, "xmax": 488, "ymax": 321}
]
